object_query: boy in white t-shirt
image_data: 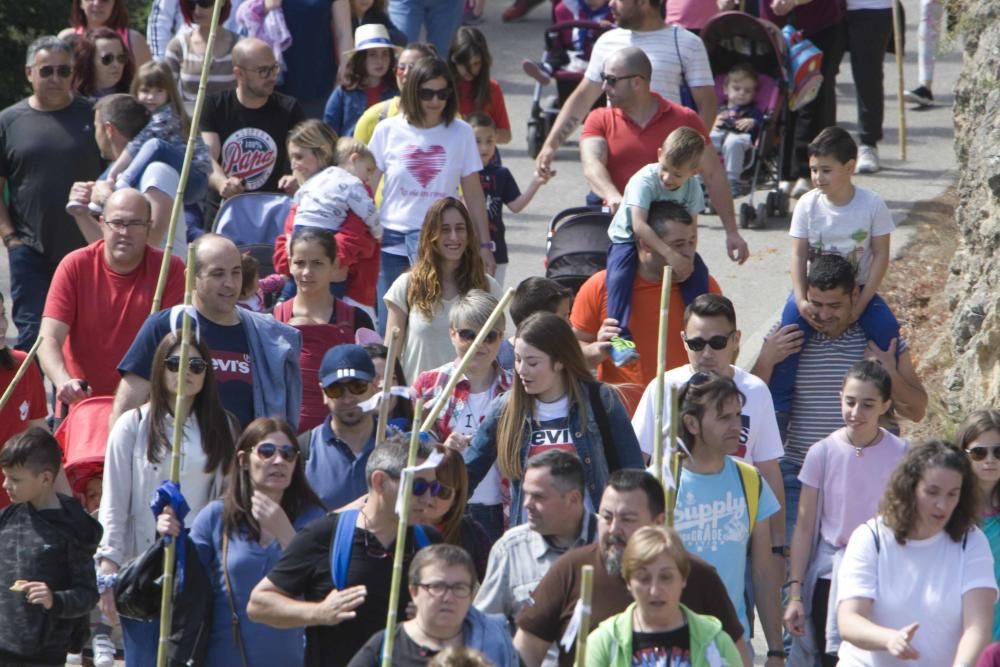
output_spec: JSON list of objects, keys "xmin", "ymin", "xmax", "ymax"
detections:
[{"xmin": 769, "ymin": 126, "xmax": 899, "ymax": 415}]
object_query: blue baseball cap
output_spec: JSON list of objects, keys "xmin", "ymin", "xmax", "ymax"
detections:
[{"xmin": 319, "ymin": 344, "xmax": 376, "ymax": 387}]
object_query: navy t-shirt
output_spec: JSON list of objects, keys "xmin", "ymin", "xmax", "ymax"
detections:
[
  {"xmin": 118, "ymin": 310, "xmax": 255, "ymax": 428},
  {"xmin": 479, "ymin": 162, "xmax": 521, "ymax": 265}
]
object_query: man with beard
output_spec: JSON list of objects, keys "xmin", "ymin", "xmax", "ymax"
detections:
[{"xmin": 513, "ymin": 469, "xmax": 750, "ymax": 666}]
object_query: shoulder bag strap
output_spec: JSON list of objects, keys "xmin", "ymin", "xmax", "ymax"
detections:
[
  {"xmin": 298, "ymin": 429, "xmax": 312, "ymax": 461},
  {"xmin": 586, "ymin": 382, "xmax": 620, "ymax": 473},
  {"xmin": 222, "ymin": 531, "xmax": 250, "ymax": 667}
]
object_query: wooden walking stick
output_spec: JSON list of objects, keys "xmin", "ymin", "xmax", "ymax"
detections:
[
  {"xmin": 651, "ymin": 266, "xmax": 672, "ymax": 491},
  {"xmin": 150, "ymin": 0, "xmax": 228, "ymax": 314},
  {"xmin": 892, "ymin": 0, "xmax": 907, "ymax": 160},
  {"xmin": 574, "ymin": 565, "xmax": 595, "ymax": 667},
  {"xmin": 156, "ymin": 244, "xmax": 196, "ymax": 667},
  {"xmin": 375, "ymin": 327, "xmax": 402, "ymax": 447},
  {"xmin": 419, "ymin": 288, "xmax": 515, "ymax": 433},
  {"xmin": 0, "ymin": 336, "xmax": 42, "ymax": 413},
  {"xmin": 665, "ymin": 386, "xmax": 683, "ymax": 528},
  {"xmin": 381, "ymin": 399, "xmax": 425, "ymax": 667}
]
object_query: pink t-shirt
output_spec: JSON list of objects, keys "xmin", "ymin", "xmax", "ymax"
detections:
[{"xmin": 799, "ymin": 429, "xmax": 909, "ymax": 548}]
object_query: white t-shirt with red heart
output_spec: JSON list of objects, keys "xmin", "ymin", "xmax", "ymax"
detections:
[{"xmin": 368, "ymin": 114, "xmax": 482, "ymax": 251}]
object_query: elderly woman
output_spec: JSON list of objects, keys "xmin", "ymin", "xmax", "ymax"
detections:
[
  {"xmin": 586, "ymin": 525, "xmax": 743, "ymax": 666},
  {"xmin": 347, "ymin": 544, "xmax": 518, "ymax": 666},
  {"xmin": 837, "ymin": 440, "xmax": 996, "ymax": 665}
]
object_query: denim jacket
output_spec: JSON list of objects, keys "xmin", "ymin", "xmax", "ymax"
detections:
[
  {"xmin": 323, "ymin": 84, "xmax": 398, "ymax": 137},
  {"xmin": 464, "ymin": 381, "xmax": 643, "ymax": 525}
]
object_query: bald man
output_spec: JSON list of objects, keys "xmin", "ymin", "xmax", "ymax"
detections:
[
  {"xmin": 112, "ymin": 233, "xmax": 302, "ymax": 430},
  {"xmin": 39, "ymin": 188, "xmax": 187, "ymax": 405},
  {"xmin": 201, "ymin": 37, "xmax": 304, "ymax": 198}
]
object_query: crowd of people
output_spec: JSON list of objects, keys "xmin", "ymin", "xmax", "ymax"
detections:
[{"xmin": 0, "ymin": 0, "xmax": 983, "ymax": 665}]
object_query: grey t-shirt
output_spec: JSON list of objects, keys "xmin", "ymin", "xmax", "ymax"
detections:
[{"xmin": 0, "ymin": 97, "xmax": 102, "ymax": 262}]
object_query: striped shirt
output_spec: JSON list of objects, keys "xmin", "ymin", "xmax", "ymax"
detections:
[
  {"xmin": 584, "ymin": 26, "xmax": 714, "ymax": 105},
  {"xmin": 165, "ymin": 26, "xmax": 239, "ymax": 116},
  {"xmin": 784, "ymin": 324, "xmax": 908, "ymax": 465}
]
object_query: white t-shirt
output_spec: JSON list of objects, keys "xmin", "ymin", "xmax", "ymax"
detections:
[
  {"xmin": 368, "ymin": 115, "xmax": 482, "ymax": 239},
  {"xmin": 139, "ymin": 162, "xmax": 187, "ymax": 261},
  {"xmin": 528, "ymin": 395, "xmax": 574, "ymax": 460},
  {"xmin": 837, "ymin": 518, "xmax": 998, "ymax": 667},
  {"xmin": 584, "ymin": 27, "xmax": 714, "ymax": 106},
  {"xmin": 789, "ymin": 186, "xmax": 895, "ymax": 286},
  {"xmin": 454, "ymin": 389, "xmax": 503, "ymax": 505},
  {"xmin": 293, "ymin": 165, "xmax": 380, "ymax": 237},
  {"xmin": 632, "ymin": 365, "xmax": 784, "ymax": 464}
]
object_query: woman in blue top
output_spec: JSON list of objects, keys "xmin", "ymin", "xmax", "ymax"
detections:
[
  {"xmin": 464, "ymin": 312, "xmax": 643, "ymax": 526},
  {"xmin": 187, "ymin": 416, "xmax": 326, "ymax": 666}
]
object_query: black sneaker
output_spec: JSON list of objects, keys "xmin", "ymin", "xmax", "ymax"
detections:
[{"xmin": 904, "ymin": 86, "xmax": 935, "ymax": 107}]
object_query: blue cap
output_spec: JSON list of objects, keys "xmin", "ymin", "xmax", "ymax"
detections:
[{"xmin": 319, "ymin": 344, "xmax": 376, "ymax": 387}]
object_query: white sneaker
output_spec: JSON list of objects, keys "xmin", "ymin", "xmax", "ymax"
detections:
[
  {"xmin": 66, "ymin": 653, "xmax": 83, "ymax": 665},
  {"xmin": 92, "ymin": 633, "xmax": 116, "ymax": 667},
  {"xmin": 855, "ymin": 145, "xmax": 880, "ymax": 174}
]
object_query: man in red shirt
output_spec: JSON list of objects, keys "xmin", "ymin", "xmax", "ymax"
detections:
[
  {"xmin": 38, "ymin": 188, "xmax": 185, "ymax": 405},
  {"xmin": 571, "ymin": 200, "xmax": 721, "ymax": 414}
]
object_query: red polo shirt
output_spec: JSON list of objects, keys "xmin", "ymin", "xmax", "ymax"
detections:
[{"xmin": 581, "ymin": 93, "xmax": 709, "ymax": 195}]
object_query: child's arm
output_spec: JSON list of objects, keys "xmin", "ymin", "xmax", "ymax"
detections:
[
  {"xmin": 853, "ymin": 233, "xmax": 890, "ymax": 321},
  {"xmin": 790, "ymin": 236, "xmax": 812, "ymax": 317},
  {"xmin": 103, "ymin": 151, "xmax": 136, "ymax": 182},
  {"xmin": 505, "ymin": 172, "xmax": 548, "ymax": 213},
  {"xmin": 630, "ymin": 205, "xmax": 690, "ymax": 274}
]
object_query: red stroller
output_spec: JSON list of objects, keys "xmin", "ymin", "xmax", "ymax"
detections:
[{"xmin": 54, "ymin": 396, "xmax": 114, "ymax": 512}]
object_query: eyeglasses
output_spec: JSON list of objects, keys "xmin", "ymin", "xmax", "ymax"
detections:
[
  {"xmin": 600, "ymin": 73, "xmax": 641, "ymax": 87},
  {"xmin": 967, "ymin": 445, "xmax": 1000, "ymax": 462},
  {"xmin": 253, "ymin": 441, "xmax": 299, "ymax": 462},
  {"xmin": 99, "ymin": 53, "xmax": 129, "ymax": 66},
  {"xmin": 164, "ymin": 356, "xmax": 208, "ymax": 374},
  {"xmin": 250, "ymin": 63, "xmax": 280, "ymax": 78},
  {"xmin": 104, "ymin": 218, "xmax": 150, "ymax": 232},
  {"xmin": 323, "ymin": 379, "xmax": 370, "ymax": 399},
  {"xmin": 35, "ymin": 65, "xmax": 73, "ymax": 79},
  {"xmin": 682, "ymin": 332, "xmax": 735, "ymax": 352},
  {"xmin": 456, "ymin": 329, "xmax": 501, "ymax": 345},
  {"xmin": 418, "ymin": 87, "xmax": 452, "ymax": 101},
  {"xmin": 415, "ymin": 581, "xmax": 474, "ymax": 599},
  {"xmin": 412, "ymin": 478, "xmax": 454, "ymax": 501}
]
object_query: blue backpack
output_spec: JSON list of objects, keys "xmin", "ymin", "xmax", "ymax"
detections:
[{"xmin": 330, "ymin": 508, "xmax": 432, "ymax": 589}]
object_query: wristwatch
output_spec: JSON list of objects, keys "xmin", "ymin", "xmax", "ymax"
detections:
[
  {"xmin": 767, "ymin": 649, "xmax": 787, "ymax": 659},
  {"xmin": 480, "ymin": 241, "xmax": 496, "ymax": 252},
  {"xmin": 772, "ymin": 544, "xmax": 790, "ymax": 558}
]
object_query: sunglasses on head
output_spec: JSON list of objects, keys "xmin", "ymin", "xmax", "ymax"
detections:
[
  {"xmin": 165, "ymin": 356, "xmax": 208, "ymax": 374},
  {"xmin": 253, "ymin": 441, "xmax": 299, "ymax": 462},
  {"xmin": 418, "ymin": 87, "xmax": 451, "ymax": 101},
  {"xmin": 323, "ymin": 379, "xmax": 369, "ymax": 399},
  {"xmin": 99, "ymin": 53, "xmax": 129, "ymax": 66},
  {"xmin": 456, "ymin": 329, "xmax": 501, "ymax": 345},
  {"xmin": 682, "ymin": 332, "xmax": 734, "ymax": 352},
  {"xmin": 36, "ymin": 65, "xmax": 73, "ymax": 79},
  {"xmin": 967, "ymin": 445, "xmax": 1000, "ymax": 462},
  {"xmin": 412, "ymin": 478, "xmax": 454, "ymax": 501}
]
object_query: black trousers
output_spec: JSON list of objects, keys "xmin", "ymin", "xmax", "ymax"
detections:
[{"xmin": 843, "ymin": 8, "xmax": 893, "ymax": 147}]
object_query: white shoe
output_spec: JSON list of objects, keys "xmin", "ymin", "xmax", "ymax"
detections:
[
  {"xmin": 791, "ymin": 177, "xmax": 812, "ymax": 198},
  {"xmin": 855, "ymin": 145, "xmax": 880, "ymax": 174},
  {"xmin": 92, "ymin": 633, "xmax": 116, "ymax": 667},
  {"xmin": 66, "ymin": 653, "xmax": 83, "ymax": 665}
]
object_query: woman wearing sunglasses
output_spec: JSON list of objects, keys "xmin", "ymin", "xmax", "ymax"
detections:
[
  {"xmin": 164, "ymin": 0, "xmax": 238, "ymax": 115},
  {"xmin": 384, "ymin": 199, "xmax": 500, "ymax": 383},
  {"xmin": 347, "ymin": 544, "xmax": 519, "ymax": 666},
  {"xmin": 412, "ymin": 290, "xmax": 509, "ymax": 544},
  {"xmin": 98, "ymin": 331, "xmax": 236, "ymax": 665},
  {"xmin": 370, "ymin": 56, "xmax": 494, "ymax": 332},
  {"xmin": 60, "ymin": 0, "xmax": 152, "ymax": 67},
  {"xmin": 71, "ymin": 28, "xmax": 134, "ymax": 100},
  {"xmin": 156, "ymin": 416, "xmax": 326, "ymax": 666},
  {"xmin": 465, "ymin": 312, "xmax": 644, "ymax": 527},
  {"xmin": 957, "ymin": 409, "xmax": 1000, "ymax": 641}
]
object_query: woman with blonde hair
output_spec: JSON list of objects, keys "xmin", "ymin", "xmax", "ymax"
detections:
[
  {"xmin": 464, "ymin": 312, "xmax": 643, "ymax": 526},
  {"xmin": 384, "ymin": 197, "xmax": 500, "ymax": 382}
]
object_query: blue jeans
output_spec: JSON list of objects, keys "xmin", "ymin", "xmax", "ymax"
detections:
[
  {"xmin": 605, "ymin": 241, "xmax": 637, "ymax": 339},
  {"xmin": 7, "ymin": 243, "xmax": 58, "ymax": 351},
  {"xmin": 769, "ymin": 289, "xmax": 900, "ymax": 412},
  {"xmin": 119, "ymin": 138, "xmax": 209, "ymax": 205},
  {"xmin": 120, "ymin": 616, "xmax": 159, "ymax": 666},
  {"xmin": 780, "ymin": 458, "xmax": 802, "ymax": 547},
  {"xmin": 376, "ymin": 229, "xmax": 421, "ymax": 335},
  {"xmin": 389, "ymin": 0, "xmax": 463, "ymax": 59}
]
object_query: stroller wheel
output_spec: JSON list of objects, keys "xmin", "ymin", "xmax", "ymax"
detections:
[
  {"xmin": 754, "ymin": 203, "xmax": 769, "ymax": 230},
  {"xmin": 767, "ymin": 190, "xmax": 789, "ymax": 218},
  {"xmin": 527, "ymin": 121, "xmax": 544, "ymax": 159},
  {"xmin": 739, "ymin": 203, "xmax": 754, "ymax": 229}
]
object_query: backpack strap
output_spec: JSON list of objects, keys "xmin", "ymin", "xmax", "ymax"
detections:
[
  {"xmin": 298, "ymin": 429, "xmax": 312, "ymax": 462},
  {"xmin": 222, "ymin": 531, "xmax": 249, "ymax": 667},
  {"xmin": 330, "ymin": 508, "xmax": 360, "ymax": 590},
  {"xmin": 333, "ymin": 299, "xmax": 354, "ymax": 328},
  {"xmin": 414, "ymin": 525, "xmax": 430, "ymax": 549},
  {"xmin": 586, "ymin": 382, "xmax": 620, "ymax": 473},
  {"xmin": 733, "ymin": 459, "xmax": 762, "ymax": 535}
]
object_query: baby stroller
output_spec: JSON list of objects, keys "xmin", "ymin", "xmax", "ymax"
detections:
[
  {"xmin": 213, "ymin": 191, "xmax": 293, "ymax": 246},
  {"xmin": 543, "ymin": 206, "xmax": 611, "ymax": 294},
  {"xmin": 525, "ymin": 12, "xmax": 612, "ymax": 158},
  {"xmin": 54, "ymin": 396, "xmax": 114, "ymax": 509},
  {"xmin": 701, "ymin": 11, "xmax": 791, "ymax": 229}
]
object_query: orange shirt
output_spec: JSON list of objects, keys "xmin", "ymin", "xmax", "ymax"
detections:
[{"xmin": 571, "ymin": 269, "xmax": 722, "ymax": 414}]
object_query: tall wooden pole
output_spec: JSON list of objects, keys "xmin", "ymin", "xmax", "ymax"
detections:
[
  {"xmin": 375, "ymin": 327, "xmax": 402, "ymax": 446},
  {"xmin": 651, "ymin": 267, "xmax": 672, "ymax": 489},
  {"xmin": 573, "ymin": 566, "xmax": 595, "ymax": 667},
  {"xmin": 892, "ymin": 0, "xmax": 907, "ymax": 160},
  {"xmin": 0, "ymin": 336, "xmax": 43, "ymax": 413}
]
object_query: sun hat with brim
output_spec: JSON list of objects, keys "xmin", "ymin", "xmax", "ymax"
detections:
[{"xmin": 343, "ymin": 24, "xmax": 403, "ymax": 58}]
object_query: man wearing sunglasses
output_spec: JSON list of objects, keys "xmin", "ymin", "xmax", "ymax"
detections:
[
  {"xmin": 249, "ymin": 434, "xmax": 442, "ymax": 667},
  {"xmin": 38, "ymin": 188, "xmax": 185, "ymax": 408},
  {"xmin": 299, "ymin": 344, "xmax": 382, "ymax": 509},
  {"xmin": 632, "ymin": 294, "xmax": 786, "ymax": 551},
  {"xmin": 0, "ymin": 36, "xmax": 102, "ymax": 352}
]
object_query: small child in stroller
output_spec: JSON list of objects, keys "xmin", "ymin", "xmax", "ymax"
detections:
[{"xmin": 711, "ymin": 63, "xmax": 764, "ymax": 196}]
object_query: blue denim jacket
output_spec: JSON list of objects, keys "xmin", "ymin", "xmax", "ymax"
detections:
[
  {"xmin": 323, "ymin": 84, "xmax": 398, "ymax": 137},
  {"xmin": 464, "ymin": 381, "xmax": 644, "ymax": 525}
]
